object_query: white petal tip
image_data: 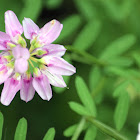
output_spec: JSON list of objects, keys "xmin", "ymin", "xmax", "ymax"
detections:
[{"xmin": 1, "ymin": 100, "xmax": 10, "ymax": 106}]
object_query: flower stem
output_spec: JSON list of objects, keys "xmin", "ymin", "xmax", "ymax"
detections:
[
  {"xmin": 65, "ymin": 46, "xmax": 106, "ymax": 66},
  {"xmin": 86, "ymin": 117, "xmax": 129, "ymax": 140},
  {"xmin": 67, "ymin": 54, "xmax": 92, "ymax": 65},
  {"xmin": 71, "ymin": 117, "xmax": 86, "ymax": 140}
]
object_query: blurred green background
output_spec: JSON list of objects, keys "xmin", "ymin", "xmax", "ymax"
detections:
[{"xmin": 0, "ymin": 0, "xmax": 140, "ymax": 139}]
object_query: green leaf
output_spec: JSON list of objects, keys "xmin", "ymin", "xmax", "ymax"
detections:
[
  {"xmin": 101, "ymin": 0, "xmax": 133, "ymax": 22},
  {"xmin": 73, "ymin": 20, "xmax": 101, "ymax": 51},
  {"xmin": 89, "ymin": 66, "xmax": 105, "ymax": 104},
  {"xmin": 130, "ymin": 80, "xmax": 140, "ymax": 93},
  {"xmin": 121, "ymin": 0, "xmax": 134, "ymax": 19},
  {"xmin": 114, "ymin": 92, "xmax": 130, "ymax": 131},
  {"xmin": 105, "ymin": 66, "xmax": 140, "ymax": 80},
  {"xmin": 127, "ymin": 69, "xmax": 140, "ymax": 78},
  {"xmin": 69, "ymin": 102, "xmax": 92, "ymax": 116},
  {"xmin": 133, "ymin": 52, "xmax": 140, "ymax": 68},
  {"xmin": 104, "ymin": 66, "xmax": 131, "ymax": 78},
  {"xmin": 45, "ymin": 0, "xmax": 63, "ymax": 9},
  {"xmin": 63, "ymin": 124, "xmax": 78, "ymax": 137},
  {"xmin": 55, "ymin": 15, "xmax": 82, "ymax": 43},
  {"xmin": 74, "ymin": 0, "xmax": 97, "ymax": 21},
  {"xmin": 14, "ymin": 118, "xmax": 27, "ymax": 140},
  {"xmin": 0, "ymin": 112, "xmax": 4, "ymax": 140},
  {"xmin": 100, "ymin": 34, "xmax": 136, "ymax": 60},
  {"xmin": 106, "ymin": 57, "xmax": 133, "ymax": 67},
  {"xmin": 113, "ymin": 81, "xmax": 129, "ymax": 97},
  {"xmin": 43, "ymin": 128, "xmax": 55, "ymax": 140},
  {"xmin": 89, "ymin": 66, "xmax": 102, "ymax": 92},
  {"xmin": 75, "ymin": 76, "xmax": 97, "ymax": 117},
  {"xmin": 19, "ymin": 0, "xmax": 42, "ymax": 22},
  {"xmin": 84, "ymin": 125, "xmax": 97, "ymax": 140}
]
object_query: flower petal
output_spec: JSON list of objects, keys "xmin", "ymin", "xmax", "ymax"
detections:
[
  {"xmin": 137, "ymin": 135, "xmax": 140, "ymax": 140},
  {"xmin": 0, "ymin": 77, "xmax": 21, "ymax": 106},
  {"xmin": 20, "ymin": 75, "xmax": 35, "ymax": 102},
  {"xmin": 33, "ymin": 74, "xmax": 52, "ymax": 100},
  {"xmin": 44, "ymin": 57, "xmax": 76, "ymax": 75},
  {"xmin": 38, "ymin": 19, "xmax": 63, "ymax": 44},
  {"xmin": 42, "ymin": 44, "xmax": 66, "ymax": 57},
  {"xmin": 0, "ymin": 44, "xmax": 7, "ymax": 50},
  {"xmin": 5, "ymin": 10, "xmax": 23, "ymax": 38},
  {"xmin": 0, "ymin": 65, "xmax": 13, "ymax": 84},
  {"xmin": 0, "ymin": 31, "xmax": 10, "ymax": 42},
  {"xmin": 0, "ymin": 31, "xmax": 11, "ymax": 50},
  {"xmin": 137, "ymin": 123, "xmax": 140, "ymax": 140},
  {"xmin": 21, "ymin": 47, "xmax": 30, "ymax": 60},
  {"xmin": 139, "ymin": 123, "xmax": 140, "ymax": 133},
  {"xmin": 23, "ymin": 18, "xmax": 39, "ymax": 39},
  {"xmin": 42, "ymin": 68, "xmax": 66, "ymax": 87},
  {"xmin": 0, "ymin": 56, "xmax": 5, "ymax": 64},
  {"xmin": 12, "ymin": 45, "xmax": 30, "ymax": 60},
  {"xmin": 12, "ymin": 45, "xmax": 21, "ymax": 59},
  {"xmin": 14, "ymin": 58, "xmax": 28, "ymax": 74}
]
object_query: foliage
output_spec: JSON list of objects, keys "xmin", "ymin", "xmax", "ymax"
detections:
[
  {"xmin": 0, "ymin": 0, "xmax": 140, "ymax": 140},
  {"xmin": 0, "ymin": 113, "xmax": 55, "ymax": 140}
]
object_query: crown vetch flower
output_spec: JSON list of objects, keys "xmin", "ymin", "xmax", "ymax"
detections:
[{"xmin": 0, "ymin": 10, "xmax": 76, "ymax": 106}]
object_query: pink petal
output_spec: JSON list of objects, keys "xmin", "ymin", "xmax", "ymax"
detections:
[
  {"xmin": 42, "ymin": 44, "xmax": 66, "ymax": 57},
  {"xmin": 23, "ymin": 18, "xmax": 39, "ymax": 39},
  {"xmin": 44, "ymin": 57, "xmax": 76, "ymax": 75},
  {"xmin": 42, "ymin": 68, "xmax": 66, "ymax": 87},
  {"xmin": 32, "ymin": 74, "xmax": 52, "ymax": 101},
  {"xmin": 12, "ymin": 45, "xmax": 30, "ymax": 59},
  {"xmin": 0, "ymin": 31, "xmax": 11, "ymax": 50},
  {"xmin": 38, "ymin": 19, "xmax": 63, "ymax": 44},
  {"xmin": 0, "ymin": 56, "xmax": 5, "ymax": 64},
  {"xmin": 0, "ymin": 44, "xmax": 7, "ymax": 50},
  {"xmin": 20, "ymin": 75, "xmax": 35, "ymax": 102},
  {"xmin": 0, "ymin": 65, "xmax": 13, "ymax": 84},
  {"xmin": 0, "ymin": 31, "xmax": 10, "ymax": 42},
  {"xmin": 5, "ymin": 10, "xmax": 23, "ymax": 38},
  {"xmin": 12, "ymin": 45, "xmax": 21, "ymax": 59},
  {"xmin": 14, "ymin": 58, "xmax": 28, "ymax": 74},
  {"xmin": 0, "ymin": 77, "xmax": 21, "ymax": 106},
  {"xmin": 21, "ymin": 47, "xmax": 30, "ymax": 60}
]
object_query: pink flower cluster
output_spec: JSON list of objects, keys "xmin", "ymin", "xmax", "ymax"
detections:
[{"xmin": 0, "ymin": 10, "xmax": 76, "ymax": 106}]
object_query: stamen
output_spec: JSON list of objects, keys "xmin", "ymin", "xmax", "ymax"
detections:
[
  {"xmin": 30, "ymin": 52, "xmax": 38, "ymax": 56},
  {"xmin": 30, "ymin": 57, "xmax": 39, "ymax": 63},
  {"xmin": 30, "ymin": 50, "xmax": 47, "ymax": 56},
  {"xmin": 29, "ymin": 45, "xmax": 35, "ymax": 53}
]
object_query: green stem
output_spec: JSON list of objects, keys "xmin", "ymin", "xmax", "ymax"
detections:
[
  {"xmin": 71, "ymin": 117, "xmax": 86, "ymax": 140},
  {"xmin": 67, "ymin": 54, "xmax": 92, "ymax": 65},
  {"xmin": 87, "ymin": 117, "xmax": 129, "ymax": 140},
  {"xmin": 65, "ymin": 46, "xmax": 106, "ymax": 66}
]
